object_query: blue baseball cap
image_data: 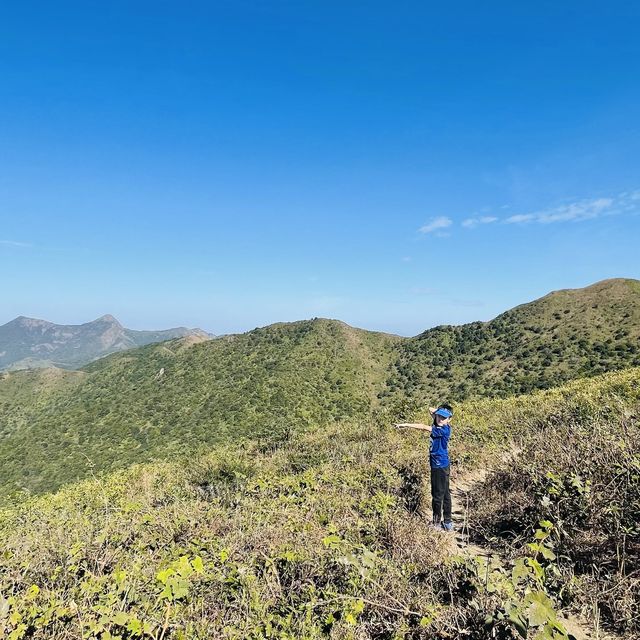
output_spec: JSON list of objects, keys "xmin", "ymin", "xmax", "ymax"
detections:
[{"xmin": 434, "ymin": 407, "xmax": 453, "ymax": 418}]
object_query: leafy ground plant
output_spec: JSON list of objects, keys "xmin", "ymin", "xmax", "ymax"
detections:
[
  {"xmin": 465, "ymin": 372, "xmax": 640, "ymax": 636},
  {"xmin": 2, "ymin": 368, "xmax": 638, "ymax": 638}
]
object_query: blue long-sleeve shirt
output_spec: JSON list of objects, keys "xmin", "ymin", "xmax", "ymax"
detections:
[{"xmin": 430, "ymin": 424, "xmax": 451, "ymax": 469}]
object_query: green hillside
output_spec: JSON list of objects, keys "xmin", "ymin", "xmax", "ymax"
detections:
[
  {"xmin": 382, "ymin": 278, "xmax": 640, "ymax": 405},
  {"xmin": 0, "ymin": 368, "xmax": 85, "ymax": 440},
  {"xmin": 1, "ymin": 368, "xmax": 638, "ymax": 639},
  {"xmin": 0, "ymin": 367, "xmax": 84, "ymax": 406},
  {"xmin": 1, "ymin": 279, "xmax": 639, "ymax": 499},
  {"xmin": 0, "ymin": 319, "xmax": 398, "ymax": 497}
]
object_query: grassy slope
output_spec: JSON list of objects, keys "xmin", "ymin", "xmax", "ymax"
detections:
[
  {"xmin": 0, "ymin": 368, "xmax": 85, "ymax": 438},
  {"xmin": 0, "ymin": 367, "xmax": 85, "ymax": 404},
  {"xmin": 0, "ymin": 319, "xmax": 399, "ymax": 497},
  {"xmin": 382, "ymin": 278, "xmax": 640, "ymax": 405},
  {"xmin": 459, "ymin": 369, "xmax": 640, "ymax": 636},
  {"xmin": 1, "ymin": 278, "xmax": 638, "ymax": 499},
  {"xmin": 0, "ymin": 368, "xmax": 638, "ymax": 639}
]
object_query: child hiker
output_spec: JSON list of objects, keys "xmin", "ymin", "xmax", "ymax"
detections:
[{"xmin": 395, "ymin": 404, "xmax": 454, "ymax": 531}]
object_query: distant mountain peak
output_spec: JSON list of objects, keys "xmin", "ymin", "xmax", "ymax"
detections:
[
  {"xmin": 0, "ymin": 315, "xmax": 209, "ymax": 371},
  {"xmin": 93, "ymin": 314, "xmax": 121, "ymax": 325},
  {"xmin": 8, "ymin": 316, "xmax": 53, "ymax": 328}
]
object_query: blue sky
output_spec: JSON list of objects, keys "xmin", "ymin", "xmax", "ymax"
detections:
[{"xmin": 1, "ymin": 1, "xmax": 639, "ymax": 336}]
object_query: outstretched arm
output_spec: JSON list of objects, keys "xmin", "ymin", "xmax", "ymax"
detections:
[{"xmin": 394, "ymin": 422, "xmax": 432, "ymax": 432}]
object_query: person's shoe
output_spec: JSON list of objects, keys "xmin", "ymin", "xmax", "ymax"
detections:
[
  {"xmin": 430, "ymin": 520, "xmax": 443, "ymax": 532},
  {"xmin": 442, "ymin": 521, "xmax": 454, "ymax": 532}
]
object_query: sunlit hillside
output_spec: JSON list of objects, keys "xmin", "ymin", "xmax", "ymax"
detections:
[
  {"xmin": 0, "ymin": 319, "xmax": 398, "ymax": 497},
  {"xmin": 383, "ymin": 278, "xmax": 640, "ymax": 404},
  {"xmin": 0, "ymin": 279, "xmax": 638, "ymax": 499},
  {"xmin": 1, "ymin": 368, "xmax": 637, "ymax": 638}
]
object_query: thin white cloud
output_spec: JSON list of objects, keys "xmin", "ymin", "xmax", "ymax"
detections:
[
  {"xmin": 0, "ymin": 240, "xmax": 32, "ymax": 248},
  {"xmin": 419, "ymin": 216, "xmax": 452, "ymax": 234},
  {"xmin": 539, "ymin": 197, "xmax": 612, "ymax": 223},
  {"xmin": 503, "ymin": 194, "xmax": 637, "ymax": 225},
  {"xmin": 462, "ymin": 215, "xmax": 498, "ymax": 228},
  {"xmin": 504, "ymin": 213, "xmax": 536, "ymax": 224},
  {"xmin": 416, "ymin": 189, "xmax": 639, "ymax": 237}
]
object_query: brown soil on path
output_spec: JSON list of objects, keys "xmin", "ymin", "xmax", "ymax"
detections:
[{"xmin": 450, "ymin": 465, "xmax": 491, "ymax": 557}]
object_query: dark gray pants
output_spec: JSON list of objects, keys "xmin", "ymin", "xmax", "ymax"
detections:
[{"xmin": 431, "ymin": 465, "xmax": 452, "ymax": 524}]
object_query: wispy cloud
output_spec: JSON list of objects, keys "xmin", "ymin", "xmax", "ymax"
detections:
[
  {"xmin": 505, "ymin": 197, "xmax": 615, "ymax": 225},
  {"xmin": 458, "ymin": 190, "xmax": 640, "ymax": 230},
  {"xmin": 504, "ymin": 213, "xmax": 535, "ymax": 224},
  {"xmin": 419, "ymin": 216, "xmax": 452, "ymax": 234},
  {"xmin": 0, "ymin": 240, "xmax": 32, "ymax": 248},
  {"xmin": 462, "ymin": 215, "xmax": 498, "ymax": 228},
  {"xmin": 414, "ymin": 189, "xmax": 639, "ymax": 244}
]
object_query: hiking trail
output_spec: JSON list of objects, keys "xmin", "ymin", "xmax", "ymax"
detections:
[{"xmin": 446, "ymin": 455, "xmax": 617, "ymax": 640}]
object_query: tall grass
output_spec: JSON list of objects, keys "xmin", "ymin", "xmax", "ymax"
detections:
[
  {"xmin": 1, "ymin": 368, "xmax": 638, "ymax": 638},
  {"xmin": 461, "ymin": 369, "xmax": 640, "ymax": 635}
]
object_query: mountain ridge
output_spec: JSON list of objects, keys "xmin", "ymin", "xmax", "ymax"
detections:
[
  {"xmin": 0, "ymin": 277, "xmax": 638, "ymax": 497},
  {"xmin": 0, "ymin": 314, "xmax": 211, "ymax": 371},
  {"xmin": 382, "ymin": 277, "xmax": 640, "ymax": 404}
]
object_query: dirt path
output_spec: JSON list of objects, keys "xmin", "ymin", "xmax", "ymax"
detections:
[
  {"xmin": 450, "ymin": 465, "xmax": 490, "ymax": 556},
  {"xmin": 446, "ymin": 462, "xmax": 617, "ymax": 640}
]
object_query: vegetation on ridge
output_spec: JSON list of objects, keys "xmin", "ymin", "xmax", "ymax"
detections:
[
  {"xmin": 464, "ymin": 369, "xmax": 640, "ymax": 636},
  {"xmin": 0, "ymin": 319, "xmax": 398, "ymax": 497},
  {"xmin": 1, "ymin": 368, "xmax": 638, "ymax": 638},
  {"xmin": 382, "ymin": 278, "xmax": 640, "ymax": 405},
  {"xmin": 0, "ymin": 278, "xmax": 639, "ymax": 499}
]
